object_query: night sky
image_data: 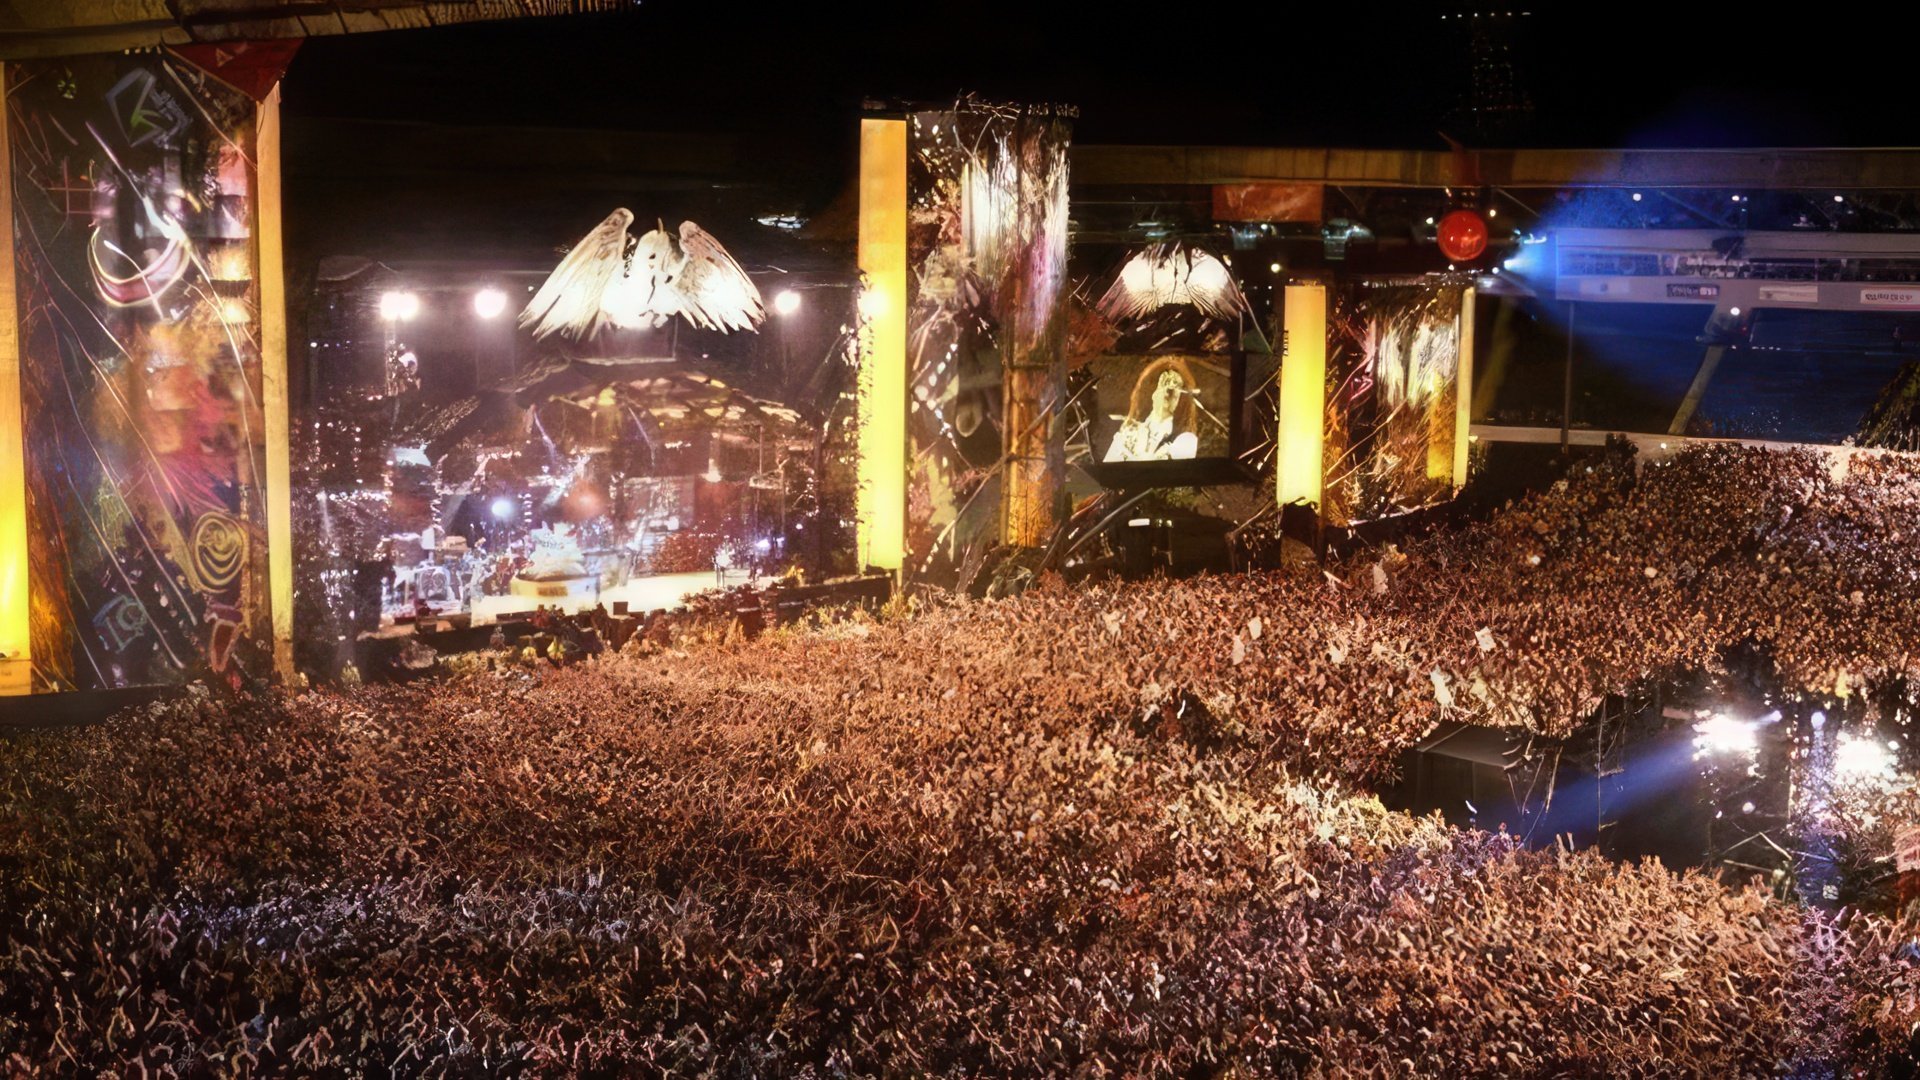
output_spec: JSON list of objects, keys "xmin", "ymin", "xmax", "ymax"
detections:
[{"xmin": 280, "ymin": 3, "xmax": 1919, "ymax": 149}]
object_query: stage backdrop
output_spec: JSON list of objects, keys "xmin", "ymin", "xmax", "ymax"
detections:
[
  {"xmin": 8, "ymin": 54, "xmax": 271, "ymax": 691},
  {"xmin": 1323, "ymin": 279, "xmax": 1468, "ymax": 526},
  {"xmin": 901, "ymin": 100, "xmax": 1071, "ymax": 588}
]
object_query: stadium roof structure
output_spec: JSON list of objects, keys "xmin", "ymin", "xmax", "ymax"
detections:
[
  {"xmin": 1074, "ymin": 145, "xmax": 1920, "ymax": 192},
  {"xmin": 0, "ymin": 0, "xmax": 627, "ymax": 60}
]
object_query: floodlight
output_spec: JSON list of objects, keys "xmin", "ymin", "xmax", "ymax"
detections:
[
  {"xmin": 379, "ymin": 291, "xmax": 421, "ymax": 321},
  {"xmin": 473, "ymin": 288, "xmax": 508, "ymax": 319},
  {"xmin": 1694, "ymin": 714, "xmax": 1757, "ymax": 755}
]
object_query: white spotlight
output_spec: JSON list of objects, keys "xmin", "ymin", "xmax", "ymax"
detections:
[
  {"xmin": 1694, "ymin": 714, "xmax": 1757, "ymax": 755},
  {"xmin": 1835, "ymin": 733, "xmax": 1893, "ymax": 780},
  {"xmin": 490, "ymin": 496, "xmax": 516, "ymax": 520},
  {"xmin": 379, "ymin": 291, "xmax": 420, "ymax": 321},
  {"xmin": 1631, "ymin": 192, "xmax": 1643, "ymax": 202},
  {"xmin": 772, "ymin": 289, "xmax": 802, "ymax": 316},
  {"xmin": 473, "ymin": 288, "xmax": 508, "ymax": 319}
]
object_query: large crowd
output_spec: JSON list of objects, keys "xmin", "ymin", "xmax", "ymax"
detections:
[
  {"xmin": 4, "ymin": 442, "xmax": 1920, "ymax": 1074},
  {"xmin": 659, "ymin": 440, "xmax": 1920, "ymax": 784}
]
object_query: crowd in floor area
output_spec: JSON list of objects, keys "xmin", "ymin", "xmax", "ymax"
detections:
[{"xmin": 4, "ymin": 441, "xmax": 1920, "ymax": 1074}]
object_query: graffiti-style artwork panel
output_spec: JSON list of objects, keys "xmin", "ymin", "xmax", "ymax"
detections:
[
  {"xmin": 9, "ymin": 56, "xmax": 266, "ymax": 690},
  {"xmin": 903, "ymin": 102, "xmax": 1071, "ymax": 588},
  {"xmin": 1324, "ymin": 281, "xmax": 1465, "ymax": 526}
]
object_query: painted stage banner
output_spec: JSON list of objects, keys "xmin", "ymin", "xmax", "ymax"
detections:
[
  {"xmin": 902, "ymin": 100, "xmax": 1071, "ymax": 588},
  {"xmin": 1211, "ymin": 183, "xmax": 1324, "ymax": 224},
  {"xmin": 1323, "ymin": 280, "xmax": 1467, "ymax": 526},
  {"xmin": 8, "ymin": 54, "xmax": 269, "ymax": 690}
]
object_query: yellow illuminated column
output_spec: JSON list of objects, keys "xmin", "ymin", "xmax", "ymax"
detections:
[
  {"xmin": 1453, "ymin": 287, "xmax": 1476, "ymax": 489},
  {"xmin": 257, "ymin": 84, "xmax": 295, "ymax": 682},
  {"xmin": 856, "ymin": 117, "xmax": 907, "ymax": 573},
  {"xmin": 0, "ymin": 64, "xmax": 28, "ymax": 694},
  {"xmin": 1276, "ymin": 283, "xmax": 1327, "ymax": 511}
]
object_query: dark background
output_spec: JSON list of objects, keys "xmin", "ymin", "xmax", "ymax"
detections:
[{"xmin": 280, "ymin": 3, "xmax": 1914, "ymax": 149}]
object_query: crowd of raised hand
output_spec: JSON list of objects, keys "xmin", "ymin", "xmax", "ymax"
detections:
[{"xmin": 4, "ymin": 440, "xmax": 1920, "ymax": 1073}]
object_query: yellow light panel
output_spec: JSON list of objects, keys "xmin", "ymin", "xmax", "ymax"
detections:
[
  {"xmin": 1454, "ymin": 287, "xmax": 1476, "ymax": 489},
  {"xmin": 0, "ymin": 64, "xmax": 29, "ymax": 694},
  {"xmin": 1277, "ymin": 283, "xmax": 1327, "ymax": 511},
  {"xmin": 856, "ymin": 117, "xmax": 907, "ymax": 573},
  {"xmin": 258, "ymin": 85, "xmax": 295, "ymax": 682}
]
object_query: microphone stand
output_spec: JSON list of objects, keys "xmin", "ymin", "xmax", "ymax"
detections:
[{"xmin": 1187, "ymin": 395, "xmax": 1231, "ymax": 435}]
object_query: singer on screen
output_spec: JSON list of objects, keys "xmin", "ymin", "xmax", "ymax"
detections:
[{"xmin": 1104, "ymin": 363, "xmax": 1201, "ymax": 462}]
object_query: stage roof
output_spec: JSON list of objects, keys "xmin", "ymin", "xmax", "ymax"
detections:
[
  {"xmin": 0, "ymin": 0, "xmax": 627, "ymax": 60},
  {"xmin": 1074, "ymin": 145, "xmax": 1920, "ymax": 192}
]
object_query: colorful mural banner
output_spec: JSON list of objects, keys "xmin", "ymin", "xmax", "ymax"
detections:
[{"xmin": 8, "ymin": 54, "xmax": 269, "ymax": 690}]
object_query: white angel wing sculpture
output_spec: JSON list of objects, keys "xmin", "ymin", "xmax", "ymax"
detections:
[
  {"xmin": 519, "ymin": 211, "xmax": 766, "ymax": 340},
  {"xmin": 519, "ymin": 208, "xmax": 634, "ymax": 340},
  {"xmin": 634, "ymin": 221, "xmax": 766, "ymax": 334},
  {"xmin": 1097, "ymin": 243, "xmax": 1250, "ymax": 323}
]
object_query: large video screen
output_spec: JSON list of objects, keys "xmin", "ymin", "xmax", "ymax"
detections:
[{"xmin": 1090, "ymin": 354, "xmax": 1235, "ymax": 463}]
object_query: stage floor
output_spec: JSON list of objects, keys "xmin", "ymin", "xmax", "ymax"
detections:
[
  {"xmin": 605, "ymin": 569, "xmax": 771, "ymax": 613},
  {"xmin": 467, "ymin": 569, "xmax": 770, "ymax": 623}
]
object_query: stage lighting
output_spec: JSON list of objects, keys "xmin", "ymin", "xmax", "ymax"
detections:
[
  {"xmin": 379, "ymin": 291, "xmax": 420, "ymax": 321},
  {"xmin": 473, "ymin": 288, "xmax": 508, "ymax": 319},
  {"xmin": 856, "ymin": 288, "xmax": 888, "ymax": 319},
  {"xmin": 1835, "ymin": 733, "xmax": 1893, "ymax": 780},
  {"xmin": 490, "ymin": 497, "xmax": 516, "ymax": 520},
  {"xmin": 1631, "ymin": 192, "xmax": 1643, "ymax": 202},
  {"xmin": 1694, "ymin": 714, "xmax": 1757, "ymax": 755},
  {"xmin": 773, "ymin": 289, "xmax": 802, "ymax": 316},
  {"xmin": 1834, "ymin": 195, "xmax": 1846, "ymax": 203}
]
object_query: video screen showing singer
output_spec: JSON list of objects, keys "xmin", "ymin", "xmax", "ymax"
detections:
[{"xmin": 1104, "ymin": 366, "xmax": 1201, "ymax": 462}]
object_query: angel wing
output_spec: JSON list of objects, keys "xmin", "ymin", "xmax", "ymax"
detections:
[
  {"xmin": 519, "ymin": 208, "xmax": 633, "ymax": 340},
  {"xmin": 1097, "ymin": 243, "xmax": 1249, "ymax": 322},
  {"xmin": 1176, "ymin": 249, "xmax": 1248, "ymax": 321},
  {"xmin": 667, "ymin": 221, "xmax": 765, "ymax": 333}
]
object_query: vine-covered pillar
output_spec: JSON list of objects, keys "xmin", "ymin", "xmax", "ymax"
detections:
[{"xmin": 1000, "ymin": 109, "xmax": 1072, "ymax": 549}]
